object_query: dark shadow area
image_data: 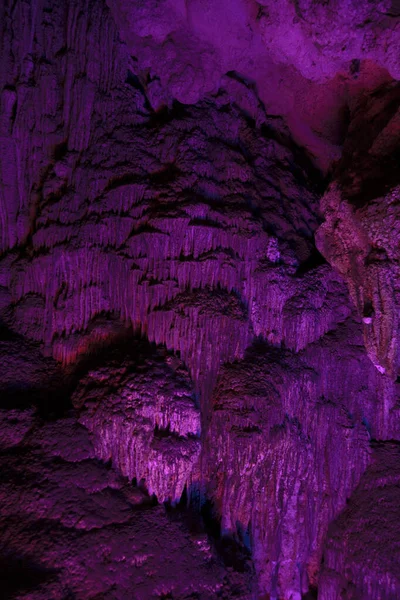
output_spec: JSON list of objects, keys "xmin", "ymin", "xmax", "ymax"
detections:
[
  {"xmin": 0, "ymin": 387, "xmax": 72, "ymax": 419},
  {"xmin": 260, "ymin": 123, "xmax": 328, "ymax": 196},
  {"xmin": 337, "ymin": 81, "xmax": 400, "ymax": 208},
  {"xmin": 145, "ymin": 100, "xmax": 189, "ymax": 129},
  {"xmin": 0, "ymin": 555, "xmax": 59, "ymax": 599},
  {"xmin": 295, "ymin": 247, "xmax": 327, "ymax": 276},
  {"xmin": 200, "ymin": 499, "xmax": 253, "ymax": 573},
  {"xmin": 166, "ymin": 490, "xmax": 253, "ymax": 575},
  {"xmin": 52, "ymin": 140, "xmax": 68, "ymax": 162},
  {"xmin": 0, "ymin": 324, "xmax": 72, "ymax": 419},
  {"xmin": 150, "ymin": 162, "xmax": 181, "ymax": 185},
  {"xmin": 68, "ymin": 333, "xmax": 170, "ymax": 389},
  {"xmin": 0, "ymin": 323, "xmax": 18, "ymax": 341}
]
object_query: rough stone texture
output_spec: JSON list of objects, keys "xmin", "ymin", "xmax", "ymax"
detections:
[
  {"xmin": 0, "ymin": 405, "xmax": 252, "ymax": 600},
  {"xmin": 72, "ymin": 343, "xmax": 201, "ymax": 503},
  {"xmin": 1, "ymin": 0, "xmax": 343, "ymax": 400},
  {"xmin": 204, "ymin": 317, "xmax": 400, "ymax": 599},
  {"xmin": 107, "ymin": 0, "xmax": 400, "ymax": 96},
  {"xmin": 1, "ymin": 0, "xmax": 400, "ymax": 598},
  {"xmin": 316, "ymin": 82, "xmax": 400, "ymax": 378},
  {"xmin": 107, "ymin": 0, "xmax": 400, "ymax": 169},
  {"xmin": 319, "ymin": 442, "xmax": 400, "ymax": 600}
]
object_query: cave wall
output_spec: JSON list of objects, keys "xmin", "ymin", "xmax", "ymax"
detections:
[{"xmin": 1, "ymin": 0, "xmax": 400, "ymax": 598}]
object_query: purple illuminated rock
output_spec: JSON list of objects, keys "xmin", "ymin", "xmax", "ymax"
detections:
[
  {"xmin": 1, "ymin": 0, "xmax": 400, "ymax": 598},
  {"xmin": 0, "ymin": 410, "xmax": 252, "ymax": 600},
  {"xmin": 319, "ymin": 442, "xmax": 400, "ymax": 600},
  {"xmin": 107, "ymin": 0, "xmax": 400, "ymax": 168},
  {"xmin": 204, "ymin": 316, "xmax": 400, "ymax": 599},
  {"xmin": 72, "ymin": 343, "xmax": 201, "ymax": 503},
  {"xmin": 316, "ymin": 82, "xmax": 400, "ymax": 378},
  {"xmin": 0, "ymin": 0, "xmax": 334, "ymax": 395}
]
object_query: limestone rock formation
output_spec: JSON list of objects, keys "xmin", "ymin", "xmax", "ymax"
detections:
[
  {"xmin": 205, "ymin": 316, "xmax": 400, "ymax": 599},
  {"xmin": 0, "ymin": 402, "xmax": 252, "ymax": 600},
  {"xmin": 0, "ymin": 0, "xmax": 338, "ymax": 398},
  {"xmin": 72, "ymin": 343, "xmax": 201, "ymax": 503},
  {"xmin": 107, "ymin": 0, "xmax": 400, "ymax": 168},
  {"xmin": 319, "ymin": 442, "xmax": 400, "ymax": 600},
  {"xmin": 316, "ymin": 82, "xmax": 400, "ymax": 378},
  {"xmin": 1, "ymin": 0, "xmax": 400, "ymax": 598}
]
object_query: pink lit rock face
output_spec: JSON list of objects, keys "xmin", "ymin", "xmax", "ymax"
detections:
[
  {"xmin": 107, "ymin": 0, "xmax": 400, "ymax": 169},
  {"xmin": 1, "ymin": 0, "xmax": 400, "ymax": 598},
  {"xmin": 205, "ymin": 318, "xmax": 400, "ymax": 599},
  {"xmin": 316, "ymin": 82, "xmax": 400, "ymax": 378},
  {"xmin": 319, "ymin": 442, "xmax": 400, "ymax": 600},
  {"xmin": 72, "ymin": 344, "xmax": 201, "ymax": 503},
  {"xmin": 0, "ymin": 0, "xmax": 336, "ymax": 396},
  {"xmin": 0, "ymin": 404, "xmax": 251, "ymax": 599}
]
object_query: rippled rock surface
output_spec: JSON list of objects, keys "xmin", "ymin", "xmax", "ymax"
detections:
[
  {"xmin": 72, "ymin": 343, "xmax": 201, "ymax": 503},
  {"xmin": 0, "ymin": 405, "xmax": 251, "ymax": 599},
  {"xmin": 1, "ymin": 0, "xmax": 400, "ymax": 598}
]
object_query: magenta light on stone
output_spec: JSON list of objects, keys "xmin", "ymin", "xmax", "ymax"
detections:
[{"xmin": 0, "ymin": 0, "xmax": 400, "ymax": 598}]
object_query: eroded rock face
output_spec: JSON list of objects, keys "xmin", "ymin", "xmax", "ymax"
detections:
[
  {"xmin": 316, "ymin": 82, "xmax": 400, "ymax": 378},
  {"xmin": 108, "ymin": 0, "xmax": 400, "ymax": 90},
  {"xmin": 204, "ymin": 317, "xmax": 400, "ymax": 599},
  {"xmin": 72, "ymin": 343, "xmax": 201, "ymax": 503},
  {"xmin": 0, "ymin": 407, "xmax": 252, "ymax": 600},
  {"xmin": 1, "ymin": 0, "xmax": 345, "ymax": 401},
  {"xmin": 107, "ymin": 0, "xmax": 400, "ymax": 169},
  {"xmin": 1, "ymin": 0, "xmax": 400, "ymax": 598},
  {"xmin": 319, "ymin": 442, "xmax": 400, "ymax": 600}
]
